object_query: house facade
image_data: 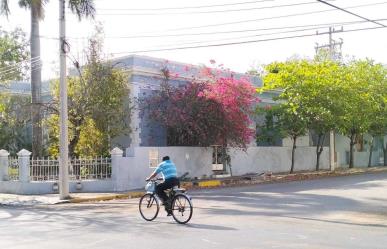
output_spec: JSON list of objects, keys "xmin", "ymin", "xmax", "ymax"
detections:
[{"xmin": 110, "ymin": 55, "xmax": 264, "ymax": 153}]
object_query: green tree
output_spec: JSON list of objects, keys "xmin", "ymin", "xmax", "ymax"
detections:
[
  {"xmin": 256, "ymin": 105, "xmax": 284, "ymax": 146},
  {"xmin": 1, "ymin": 0, "xmax": 95, "ymax": 157},
  {"xmin": 278, "ymin": 104, "xmax": 308, "ymax": 173},
  {"xmin": 0, "ymin": 94, "xmax": 31, "ymax": 154},
  {"xmin": 335, "ymin": 60, "xmax": 378, "ymax": 168},
  {"xmin": 47, "ymin": 36, "xmax": 131, "ymax": 157},
  {"xmin": 0, "ymin": 27, "xmax": 29, "ymax": 83},
  {"xmin": 263, "ymin": 59, "xmax": 341, "ymax": 171},
  {"xmin": 0, "ymin": 27, "xmax": 30, "ymax": 153},
  {"xmin": 363, "ymin": 63, "xmax": 387, "ymax": 167}
]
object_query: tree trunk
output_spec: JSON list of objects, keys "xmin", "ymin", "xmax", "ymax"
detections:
[
  {"xmin": 221, "ymin": 146, "xmax": 232, "ymax": 176},
  {"xmin": 31, "ymin": 5, "xmax": 43, "ymax": 157},
  {"xmin": 315, "ymin": 133, "xmax": 326, "ymax": 171},
  {"xmin": 68, "ymin": 132, "xmax": 80, "ymax": 158},
  {"xmin": 290, "ymin": 136, "xmax": 297, "ymax": 174},
  {"xmin": 349, "ymin": 133, "xmax": 355, "ymax": 168},
  {"xmin": 68, "ymin": 117, "xmax": 84, "ymax": 157},
  {"xmin": 383, "ymin": 139, "xmax": 387, "ymax": 166},
  {"xmin": 368, "ymin": 136, "xmax": 374, "ymax": 168}
]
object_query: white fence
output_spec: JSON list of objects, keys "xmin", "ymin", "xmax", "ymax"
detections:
[
  {"xmin": 29, "ymin": 157, "xmax": 111, "ymax": 181},
  {"xmin": 0, "ymin": 153, "xmax": 111, "ymax": 182},
  {"xmin": 8, "ymin": 157, "xmax": 19, "ymax": 181}
]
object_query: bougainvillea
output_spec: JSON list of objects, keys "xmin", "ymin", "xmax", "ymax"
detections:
[{"xmin": 141, "ymin": 62, "xmax": 259, "ymax": 148}]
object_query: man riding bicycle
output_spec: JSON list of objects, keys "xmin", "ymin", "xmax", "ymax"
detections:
[{"xmin": 146, "ymin": 156, "xmax": 180, "ymax": 216}]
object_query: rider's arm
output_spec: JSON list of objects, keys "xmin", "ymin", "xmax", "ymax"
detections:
[
  {"xmin": 146, "ymin": 171, "xmax": 158, "ymax": 181},
  {"xmin": 146, "ymin": 162, "xmax": 163, "ymax": 181}
]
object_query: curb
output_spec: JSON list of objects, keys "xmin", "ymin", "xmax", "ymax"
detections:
[
  {"xmin": 68, "ymin": 192, "xmax": 144, "ymax": 203},
  {"xmin": 63, "ymin": 166, "xmax": 387, "ymax": 204}
]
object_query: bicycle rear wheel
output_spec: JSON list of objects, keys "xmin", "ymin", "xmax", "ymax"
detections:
[
  {"xmin": 171, "ymin": 193, "xmax": 193, "ymax": 224},
  {"xmin": 139, "ymin": 193, "xmax": 159, "ymax": 221}
]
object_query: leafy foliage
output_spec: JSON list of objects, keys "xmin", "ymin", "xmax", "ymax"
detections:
[
  {"xmin": 261, "ymin": 57, "xmax": 387, "ymax": 169},
  {"xmin": 47, "ymin": 36, "xmax": 131, "ymax": 157},
  {"xmin": 262, "ymin": 59, "xmax": 342, "ymax": 170},
  {"xmin": 256, "ymin": 105, "xmax": 284, "ymax": 146},
  {"xmin": 0, "ymin": 94, "xmax": 31, "ymax": 154},
  {"xmin": 0, "ymin": 27, "xmax": 29, "ymax": 83},
  {"xmin": 142, "ymin": 65, "xmax": 258, "ymax": 148}
]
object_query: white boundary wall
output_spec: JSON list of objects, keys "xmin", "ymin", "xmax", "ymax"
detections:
[
  {"xmin": 116, "ymin": 146, "xmax": 329, "ymax": 190},
  {"xmin": 0, "ymin": 146, "xmax": 329, "ymax": 194},
  {"xmin": 229, "ymin": 147, "xmax": 330, "ymax": 175}
]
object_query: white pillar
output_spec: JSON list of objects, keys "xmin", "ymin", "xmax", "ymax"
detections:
[
  {"xmin": 111, "ymin": 147, "xmax": 123, "ymax": 191},
  {"xmin": 129, "ymin": 83, "xmax": 141, "ymax": 148},
  {"xmin": 0, "ymin": 149, "xmax": 10, "ymax": 181},
  {"xmin": 330, "ymin": 131, "xmax": 336, "ymax": 171},
  {"xmin": 17, "ymin": 149, "xmax": 32, "ymax": 182}
]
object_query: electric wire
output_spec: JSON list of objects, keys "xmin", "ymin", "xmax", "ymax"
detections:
[
  {"xmin": 110, "ymin": 25, "xmax": 387, "ymax": 55},
  {"xmin": 95, "ymin": 0, "xmax": 275, "ymax": 11},
  {"xmin": 62, "ymin": 19, "xmax": 387, "ymax": 40},
  {"xmin": 145, "ymin": 1, "xmax": 387, "ymax": 33},
  {"xmin": 94, "ymin": 1, "xmax": 322, "ymax": 16},
  {"xmin": 316, "ymin": 0, "xmax": 387, "ymax": 27},
  {"xmin": 0, "ymin": 56, "xmax": 41, "ymax": 75}
]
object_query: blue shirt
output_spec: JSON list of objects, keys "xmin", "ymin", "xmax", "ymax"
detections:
[{"xmin": 154, "ymin": 160, "xmax": 177, "ymax": 180}]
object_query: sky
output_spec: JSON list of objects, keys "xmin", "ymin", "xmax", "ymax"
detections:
[{"xmin": 1, "ymin": 0, "xmax": 387, "ymax": 80}]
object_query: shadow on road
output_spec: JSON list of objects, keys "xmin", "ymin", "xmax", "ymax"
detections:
[
  {"xmin": 185, "ymin": 223, "xmax": 237, "ymax": 231},
  {"xmin": 190, "ymin": 173, "xmax": 387, "ymax": 228}
]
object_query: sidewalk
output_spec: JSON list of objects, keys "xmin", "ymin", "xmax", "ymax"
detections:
[
  {"xmin": 0, "ymin": 191, "xmax": 144, "ymax": 206},
  {"xmin": 1, "ymin": 166, "xmax": 387, "ymax": 206}
]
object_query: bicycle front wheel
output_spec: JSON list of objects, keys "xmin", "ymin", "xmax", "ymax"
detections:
[
  {"xmin": 139, "ymin": 193, "xmax": 159, "ymax": 221},
  {"xmin": 171, "ymin": 194, "xmax": 193, "ymax": 224}
]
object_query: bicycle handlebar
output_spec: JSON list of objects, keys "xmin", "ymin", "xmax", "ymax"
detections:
[{"xmin": 146, "ymin": 177, "xmax": 164, "ymax": 182}]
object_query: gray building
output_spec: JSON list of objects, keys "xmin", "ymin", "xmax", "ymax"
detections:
[{"xmin": 110, "ymin": 55, "xmax": 264, "ymax": 151}]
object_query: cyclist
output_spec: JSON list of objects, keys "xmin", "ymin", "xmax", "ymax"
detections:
[{"xmin": 145, "ymin": 156, "xmax": 180, "ymax": 215}]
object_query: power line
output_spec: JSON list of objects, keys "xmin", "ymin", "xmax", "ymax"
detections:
[
  {"xmin": 0, "ymin": 56, "xmax": 39, "ymax": 71},
  {"xmin": 135, "ymin": 23, "xmax": 357, "ymax": 51},
  {"xmin": 37, "ymin": 19, "xmax": 384, "ymax": 41},
  {"xmin": 145, "ymin": 1, "xmax": 387, "ymax": 33},
  {"xmin": 58, "ymin": 2, "xmax": 387, "ymax": 41},
  {"xmin": 110, "ymin": 25, "xmax": 387, "ymax": 55},
  {"xmin": 94, "ymin": 1, "xmax": 321, "ymax": 16},
  {"xmin": 83, "ymin": 19, "xmax": 387, "ymax": 39},
  {"xmin": 0, "ymin": 56, "xmax": 41, "ymax": 75},
  {"xmin": 0, "ymin": 63, "xmax": 42, "ymax": 81},
  {"xmin": 94, "ymin": 0, "xmax": 275, "ymax": 11},
  {"xmin": 316, "ymin": 0, "xmax": 387, "ymax": 28}
]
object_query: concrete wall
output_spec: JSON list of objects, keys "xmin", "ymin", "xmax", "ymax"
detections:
[
  {"xmin": 0, "ymin": 146, "xmax": 329, "ymax": 194},
  {"xmin": 282, "ymin": 135, "xmax": 310, "ymax": 147},
  {"xmin": 335, "ymin": 134, "xmax": 384, "ymax": 167},
  {"xmin": 118, "ymin": 147, "xmax": 213, "ymax": 190},
  {"xmin": 117, "ymin": 146, "xmax": 329, "ymax": 190},
  {"xmin": 229, "ymin": 146, "xmax": 330, "ymax": 175},
  {"xmin": 0, "ymin": 180, "xmax": 113, "ymax": 195}
]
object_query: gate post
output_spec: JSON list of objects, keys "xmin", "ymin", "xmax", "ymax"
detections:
[
  {"xmin": 17, "ymin": 149, "xmax": 32, "ymax": 182},
  {"xmin": 0, "ymin": 149, "xmax": 10, "ymax": 181},
  {"xmin": 111, "ymin": 147, "xmax": 123, "ymax": 191}
]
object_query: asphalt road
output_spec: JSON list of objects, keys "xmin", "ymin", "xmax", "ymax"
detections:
[{"xmin": 1, "ymin": 173, "xmax": 387, "ymax": 249}]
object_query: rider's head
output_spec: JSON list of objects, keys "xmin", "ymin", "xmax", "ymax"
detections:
[{"xmin": 162, "ymin": 156, "xmax": 170, "ymax": 161}]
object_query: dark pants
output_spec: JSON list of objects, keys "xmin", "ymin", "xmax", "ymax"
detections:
[{"xmin": 155, "ymin": 177, "xmax": 180, "ymax": 204}]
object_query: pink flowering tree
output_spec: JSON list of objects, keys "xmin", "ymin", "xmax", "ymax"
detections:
[{"xmin": 141, "ymin": 63, "xmax": 259, "ymax": 149}]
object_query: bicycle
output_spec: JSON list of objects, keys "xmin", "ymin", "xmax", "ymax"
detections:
[{"xmin": 139, "ymin": 178, "xmax": 193, "ymax": 224}]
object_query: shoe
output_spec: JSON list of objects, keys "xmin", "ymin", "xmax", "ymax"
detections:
[{"xmin": 167, "ymin": 211, "xmax": 172, "ymax": 216}]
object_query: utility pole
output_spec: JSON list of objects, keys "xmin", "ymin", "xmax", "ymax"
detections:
[
  {"xmin": 59, "ymin": 0, "xmax": 70, "ymax": 199},
  {"xmin": 315, "ymin": 27, "xmax": 343, "ymax": 171},
  {"xmin": 315, "ymin": 27, "xmax": 344, "ymax": 61}
]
